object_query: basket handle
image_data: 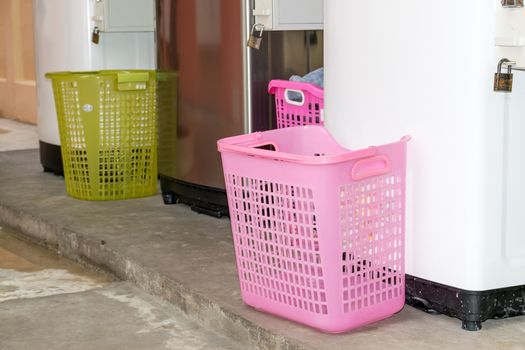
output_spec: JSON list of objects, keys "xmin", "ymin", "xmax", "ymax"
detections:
[
  {"xmin": 351, "ymin": 155, "xmax": 391, "ymax": 180},
  {"xmin": 284, "ymin": 89, "xmax": 306, "ymax": 106},
  {"xmin": 117, "ymin": 72, "xmax": 150, "ymax": 91},
  {"xmin": 220, "ymin": 143, "xmax": 306, "ymax": 162},
  {"xmin": 218, "ymin": 139, "xmax": 378, "ymax": 165},
  {"xmin": 268, "ymin": 80, "xmax": 324, "ymax": 99}
]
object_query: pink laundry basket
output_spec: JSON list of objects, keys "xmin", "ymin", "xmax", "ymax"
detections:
[
  {"xmin": 268, "ymin": 80, "xmax": 324, "ymax": 128},
  {"xmin": 217, "ymin": 126, "xmax": 410, "ymax": 333}
]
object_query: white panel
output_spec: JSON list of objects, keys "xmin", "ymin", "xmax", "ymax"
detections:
[
  {"xmin": 495, "ymin": 5, "xmax": 525, "ymax": 50},
  {"xmin": 33, "ymin": 0, "xmax": 93, "ymax": 144},
  {"xmin": 325, "ymin": 0, "xmax": 525, "ymax": 291},
  {"xmin": 277, "ymin": 0, "xmax": 323, "ymax": 25},
  {"xmin": 503, "ymin": 75, "xmax": 525, "ymax": 264},
  {"xmin": 253, "ymin": 0, "xmax": 273, "ymax": 29},
  {"xmin": 99, "ymin": 32, "xmax": 155, "ymax": 69},
  {"xmin": 253, "ymin": 0, "xmax": 323, "ymax": 31},
  {"xmin": 33, "ymin": 0, "xmax": 156, "ymax": 146},
  {"xmin": 105, "ymin": 0, "xmax": 155, "ymax": 32}
]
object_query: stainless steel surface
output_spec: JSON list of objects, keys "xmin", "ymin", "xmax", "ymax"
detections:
[
  {"xmin": 157, "ymin": 0, "xmax": 323, "ymax": 190},
  {"xmin": 249, "ymin": 30, "xmax": 323, "ymax": 131},
  {"xmin": 243, "ymin": 0, "xmax": 252, "ymax": 134},
  {"xmin": 157, "ymin": 0, "xmax": 246, "ymax": 189}
]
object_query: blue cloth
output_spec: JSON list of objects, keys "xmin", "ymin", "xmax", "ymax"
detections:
[
  {"xmin": 289, "ymin": 67, "xmax": 324, "ymax": 88},
  {"xmin": 287, "ymin": 67, "xmax": 324, "ymax": 102}
]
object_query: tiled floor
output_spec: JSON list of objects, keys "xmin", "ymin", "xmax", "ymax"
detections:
[{"xmin": 0, "ymin": 118, "xmax": 39, "ymax": 152}]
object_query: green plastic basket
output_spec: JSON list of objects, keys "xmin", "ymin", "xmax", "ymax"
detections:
[
  {"xmin": 46, "ymin": 70, "xmax": 157, "ymax": 200},
  {"xmin": 156, "ymin": 71, "xmax": 178, "ymax": 177}
]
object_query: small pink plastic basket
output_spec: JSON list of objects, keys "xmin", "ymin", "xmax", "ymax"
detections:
[
  {"xmin": 268, "ymin": 80, "xmax": 324, "ymax": 128},
  {"xmin": 217, "ymin": 126, "xmax": 410, "ymax": 333}
]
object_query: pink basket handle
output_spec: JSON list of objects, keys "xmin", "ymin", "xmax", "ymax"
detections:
[
  {"xmin": 218, "ymin": 132, "xmax": 378, "ymax": 165},
  {"xmin": 268, "ymin": 80, "xmax": 324, "ymax": 99},
  {"xmin": 284, "ymin": 89, "xmax": 306, "ymax": 106},
  {"xmin": 351, "ymin": 155, "xmax": 391, "ymax": 180},
  {"xmin": 350, "ymin": 136, "xmax": 410, "ymax": 180}
]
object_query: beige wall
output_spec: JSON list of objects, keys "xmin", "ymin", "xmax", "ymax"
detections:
[{"xmin": 0, "ymin": 0, "xmax": 37, "ymax": 124}]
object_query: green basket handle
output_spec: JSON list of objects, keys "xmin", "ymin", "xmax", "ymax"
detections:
[{"xmin": 117, "ymin": 72, "xmax": 150, "ymax": 91}]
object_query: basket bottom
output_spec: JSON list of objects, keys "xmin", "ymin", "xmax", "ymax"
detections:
[
  {"xmin": 62, "ymin": 147, "xmax": 158, "ymax": 200},
  {"xmin": 243, "ymin": 293, "xmax": 404, "ymax": 333},
  {"xmin": 159, "ymin": 175, "xmax": 228, "ymax": 217},
  {"xmin": 65, "ymin": 175, "xmax": 157, "ymax": 201},
  {"xmin": 66, "ymin": 190, "xmax": 157, "ymax": 201}
]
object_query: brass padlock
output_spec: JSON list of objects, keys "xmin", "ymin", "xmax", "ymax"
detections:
[
  {"xmin": 494, "ymin": 58, "xmax": 513, "ymax": 93},
  {"xmin": 247, "ymin": 24, "xmax": 264, "ymax": 50},
  {"xmin": 91, "ymin": 27, "xmax": 100, "ymax": 45}
]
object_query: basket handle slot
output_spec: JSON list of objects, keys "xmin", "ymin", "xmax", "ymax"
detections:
[
  {"xmin": 117, "ymin": 72, "xmax": 150, "ymax": 91},
  {"xmin": 218, "ymin": 131, "xmax": 379, "ymax": 164},
  {"xmin": 251, "ymin": 142, "xmax": 279, "ymax": 152},
  {"xmin": 284, "ymin": 89, "xmax": 306, "ymax": 106},
  {"xmin": 351, "ymin": 156, "xmax": 390, "ymax": 180},
  {"xmin": 268, "ymin": 80, "xmax": 324, "ymax": 99}
]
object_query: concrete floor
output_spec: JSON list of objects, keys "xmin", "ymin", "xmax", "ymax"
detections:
[
  {"xmin": 0, "ymin": 225, "xmax": 244, "ymax": 350},
  {"xmin": 1, "ymin": 119, "xmax": 525, "ymax": 349},
  {"xmin": 0, "ymin": 118, "xmax": 38, "ymax": 152}
]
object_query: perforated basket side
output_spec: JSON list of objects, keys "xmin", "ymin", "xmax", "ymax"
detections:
[
  {"xmin": 225, "ymin": 173, "xmax": 329, "ymax": 315},
  {"xmin": 268, "ymin": 80, "xmax": 324, "ymax": 129},
  {"xmin": 274, "ymin": 89, "xmax": 324, "ymax": 128},
  {"xmin": 219, "ymin": 129, "xmax": 408, "ymax": 332},
  {"xmin": 48, "ymin": 71, "xmax": 157, "ymax": 200},
  {"xmin": 340, "ymin": 173, "xmax": 405, "ymax": 313}
]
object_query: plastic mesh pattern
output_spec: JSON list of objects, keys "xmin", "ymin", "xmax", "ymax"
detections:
[
  {"xmin": 274, "ymin": 96, "xmax": 324, "ymax": 129},
  {"xmin": 51, "ymin": 72, "xmax": 157, "ymax": 200},
  {"xmin": 58, "ymin": 80, "xmax": 91, "ymax": 195},
  {"xmin": 225, "ymin": 174, "xmax": 328, "ymax": 315},
  {"xmin": 340, "ymin": 173, "xmax": 404, "ymax": 313},
  {"xmin": 269, "ymin": 81, "xmax": 324, "ymax": 129},
  {"xmin": 218, "ymin": 127, "xmax": 408, "ymax": 332}
]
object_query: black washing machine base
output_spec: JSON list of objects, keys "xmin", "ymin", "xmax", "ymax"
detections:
[
  {"xmin": 160, "ymin": 175, "xmax": 229, "ymax": 218},
  {"xmin": 405, "ymin": 274, "xmax": 525, "ymax": 331},
  {"xmin": 39, "ymin": 141, "xmax": 63, "ymax": 175}
]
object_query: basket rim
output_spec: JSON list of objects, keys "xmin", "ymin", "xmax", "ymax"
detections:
[
  {"xmin": 268, "ymin": 79, "xmax": 324, "ymax": 97},
  {"xmin": 217, "ymin": 126, "xmax": 410, "ymax": 165},
  {"xmin": 45, "ymin": 69, "xmax": 156, "ymax": 80}
]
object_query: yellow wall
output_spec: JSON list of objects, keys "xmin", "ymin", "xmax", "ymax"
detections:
[{"xmin": 0, "ymin": 0, "xmax": 37, "ymax": 124}]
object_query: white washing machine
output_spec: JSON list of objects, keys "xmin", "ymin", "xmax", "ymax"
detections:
[
  {"xmin": 324, "ymin": 0, "xmax": 525, "ymax": 330},
  {"xmin": 33, "ymin": 0, "xmax": 156, "ymax": 174}
]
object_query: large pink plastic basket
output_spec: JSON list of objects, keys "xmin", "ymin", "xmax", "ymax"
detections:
[
  {"xmin": 268, "ymin": 80, "xmax": 324, "ymax": 128},
  {"xmin": 217, "ymin": 126, "xmax": 410, "ymax": 333}
]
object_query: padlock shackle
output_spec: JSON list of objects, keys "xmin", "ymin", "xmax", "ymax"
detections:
[
  {"xmin": 251, "ymin": 23, "xmax": 264, "ymax": 36},
  {"xmin": 498, "ymin": 58, "xmax": 515, "ymax": 74}
]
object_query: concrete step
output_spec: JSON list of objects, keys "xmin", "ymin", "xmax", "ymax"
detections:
[
  {"xmin": 1, "ymin": 150, "xmax": 524, "ymax": 350},
  {"xmin": 0, "ymin": 224, "xmax": 245, "ymax": 350},
  {"xmin": 0, "ymin": 282, "xmax": 246, "ymax": 350}
]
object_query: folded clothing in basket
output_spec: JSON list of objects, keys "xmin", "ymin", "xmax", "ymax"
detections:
[
  {"xmin": 288, "ymin": 67, "xmax": 324, "ymax": 101},
  {"xmin": 289, "ymin": 67, "xmax": 324, "ymax": 88}
]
